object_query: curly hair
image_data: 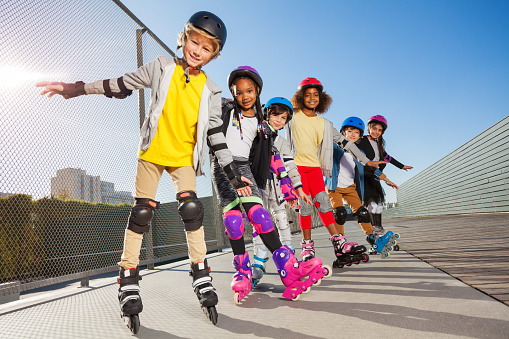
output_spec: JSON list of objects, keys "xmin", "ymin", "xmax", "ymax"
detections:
[{"xmin": 291, "ymin": 88, "xmax": 333, "ymax": 114}]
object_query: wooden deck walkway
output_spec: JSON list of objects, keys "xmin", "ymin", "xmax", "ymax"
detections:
[{"xmin": 384, "ymin": 212, "xmax": 509, "ymax": 306}]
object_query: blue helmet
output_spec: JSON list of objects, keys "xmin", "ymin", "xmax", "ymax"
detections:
[
  {"xmin": 263, "ymin": 97, "xmax": 294, "ymax": 121},
  {"xmin": 341, "ymin": 116, "xmax": 365, "ymax": 134}
]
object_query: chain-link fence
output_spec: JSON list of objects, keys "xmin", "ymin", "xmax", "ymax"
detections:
[{"xmin": 0, "ymin": 0, "xmax": 228, "ymax": 301}]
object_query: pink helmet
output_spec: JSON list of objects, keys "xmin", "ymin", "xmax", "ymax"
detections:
[{"xmin": 367, "ymin": 115, "xmax": 387, "ymax": 131}]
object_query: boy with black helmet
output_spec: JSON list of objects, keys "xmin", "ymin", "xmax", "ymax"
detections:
[{"xmin": 37, "ymin": 11, "xmax": 250, "ymax": 331}]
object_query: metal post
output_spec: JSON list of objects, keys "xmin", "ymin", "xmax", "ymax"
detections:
[{"xmin": 136, "ymin": 28, "xmax": 155, "ymax": 270}]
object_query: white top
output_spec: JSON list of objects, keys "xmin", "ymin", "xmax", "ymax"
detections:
[
  {"xmin": 369, "ymin": 138, "xmax": 380, "ymax": 161},
  {"xmin": 225, "ymin": 111, "xmax": 258, "ymax": 158},
  {"xmin": 337, "ymin": 152, "xmax": 356, "ymax": 188}
]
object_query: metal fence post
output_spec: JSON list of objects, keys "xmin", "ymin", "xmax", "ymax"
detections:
[{"xmin": 136, "ymin": 27, "xmax": 155, "ymax": 270}]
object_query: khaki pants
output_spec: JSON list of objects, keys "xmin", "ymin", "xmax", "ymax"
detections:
[
  {"xmin": 119, "ymin": 159, "xmax": 207, "ymax": 269},
  {"xmin": 326, "ymin": 185, "xmax": 373, "ymax": 236}
]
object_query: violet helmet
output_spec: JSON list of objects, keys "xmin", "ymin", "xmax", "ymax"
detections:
[
  {"xmin": 227, "ymin": 66, "xmax": 263, "ymax": 94},
  {"xmin": 341, "ymin": 116, "xmax": 365, "ymax": 135},
  {"xmin": 297, "ymin": 77, "xmax": 323, "ymax": 92},
  {"xmin": 188, "ymin": 11, "xmax": 227, "ymax": 51},
  {"xmin": 263, "ymin": 97, "xmax": 294, "ymax": 121},
  {"xmin": 367, "ymin": 115, "xmax": 388, "ymax": 131}
]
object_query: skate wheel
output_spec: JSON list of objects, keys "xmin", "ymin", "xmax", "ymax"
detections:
[
  {"xmin": 393, "ymin": 244, "xmax": 400, "ymax": 251},
  {"xmin": 128, "ymin": 314, "xmax": 140, "ymax": 334},
  {"xmin": 346, "ymin": 261, "xmax": 352, "ymax": 267},
  {"xmin": 373, "ymin": 244, "xmax": 378, "ymax": 250},
  {"xmin": 322, "ymin": 265, "xmax": 332, "ymax": 278},
  {"xmin": 361, "ymin": 254, "xmax": 370, "ymax": 262},
  {"xmin": 353, "ymin": 260, "xmax": 360, "ymax": 265},
  {"xmin": 382, "ymin": 252, "xmax": 390, "ymax": 259},
  {"xmin": 207, "ymin": 306, "xmax": 218, "ymax": 325},
  {"xmin": 291, "ymin": 293, "xmax": 301, "ymax": 302},
  {"xmin": 394, "ymin": 233, "xmax": 400, "ymax": 239},
  {"xmin": 313, "ymin": 279, "xmax": 322, "ymax": 286},
  {"xmin": 303, "ymin": 286, "xmax": 311, "ymax": 294},
  {"xmin": 234, "ymin": 292, "xmax": 241, "ymax": 306}
]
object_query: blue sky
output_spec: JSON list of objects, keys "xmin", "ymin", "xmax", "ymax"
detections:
[{"xmin": 120, "ymin": 0, "xmax": 509, "ymax": 202}]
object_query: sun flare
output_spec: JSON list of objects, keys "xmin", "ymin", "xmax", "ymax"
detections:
[{"xmin": 0, "ymin": 66, "xmax": 52, "ymax": 88}]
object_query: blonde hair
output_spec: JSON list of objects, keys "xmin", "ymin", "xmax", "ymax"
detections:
[{"xmin": 177, "ymin": 23, "xmax": 221, "ymax": 58}]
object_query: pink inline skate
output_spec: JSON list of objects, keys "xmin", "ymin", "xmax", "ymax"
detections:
[
  {"xmin": 273, "ymin": 246, "xmax": 331, "ymax": 301},
  {"xmin": 231, "ymin": 251, "xmax": 252, "ymax": 305}
]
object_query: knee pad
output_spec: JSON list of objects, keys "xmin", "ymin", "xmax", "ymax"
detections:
[
  {"xmin": 248, "ymin": 205, "xmax": 275, "ymax": 235},
  {"xmin": 355, "ymin": 206, "xmax": 371, "ymax": 224},
  {"xmin": 127, "ymin": 198, "xmax": 160, "ymax": 234},
  {"xmin": 313, "ymin": 191, "xmax": 333, "ymax": 213},
  {"xmin": 299, "ymin": 195, "xmax": 313, "ymax": 217},
  {"xmin": 334, "ymin": 206, "xmax": 348, "ymax": 225},
  {"xmin": 223, "ymin": 209, "xmax": 244, "ymax": 240},
  {"xmin": 177, "ymin": 191, "xmax": 204, "ymax": 232}
]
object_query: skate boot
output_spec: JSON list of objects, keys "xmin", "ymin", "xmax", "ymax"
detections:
[
  {"xmin": 330, "ymin": 234, "xmax": 369, "ymax": 268},
  {"xmin": 368, "ymin": 226, "xmax": 384, "ymax": 254},
  {"xmin": 190, "ymin": 260, "xmax": 218, "ymax": 325},
  {"xmin": 231, "ymin": 251, "xmax": 252, "ymax": 305},
  {"xmin": 300, "ymin": 239, "xmax": 315, "ymax": 261},
  {"xmin": 118, "ymin": 267, "xmax": 142, "ymax": 334},
  {"xmin": 252, "ymin": 246, "xmax": 269, "ymax": 288},
  {"xmin": 273, "ymin": 246, "xmax": 332, "ymax": 301},
  {"xmin": 367, "ymin": 231, "xmax": 400, "ymax": 258}
]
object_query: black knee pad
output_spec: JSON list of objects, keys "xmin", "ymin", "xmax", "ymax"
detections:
[
  {"xmin": 355, "ymin": 206, "xmax": 371, "ymax": 224},
  {"xmin": 334, "ymin": 206, "xmax": 347, "ymax": 225},
  {"xmin": 177, "ymin": 191, "xmax": 204, "ymax": 232},
  {"xmin": 127, "ymin": 198, "xmax": 159, "ymax": 234}
]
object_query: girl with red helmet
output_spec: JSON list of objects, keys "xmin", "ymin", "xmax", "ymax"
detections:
[
  {"xmin": 356, "ymin": 115, "xmax": 413, "ymax": 252},
  {"xmin": 212, "ymin": 68, "xmax": 331, "ymax": 304},
  {"xmin": 286, "ymin": 78, "xmax": 385, "ymax": 262}
]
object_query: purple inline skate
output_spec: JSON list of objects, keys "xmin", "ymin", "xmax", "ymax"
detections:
[
  {"xmin": 231, "ymin": 251, "xmax": 252, "ymax": 305},
  {"xmin": 273, "ymin": 246, "xmax": 331, "ymax": 301}
]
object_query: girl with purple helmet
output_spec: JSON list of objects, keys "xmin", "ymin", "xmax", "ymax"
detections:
[
  {"xmin": 356, "ymin": 115, "xmax": 413, "ymax": 251},
  {"xmin": 211, "ymin": 67, "xmax": 331, "ymax": 304}
]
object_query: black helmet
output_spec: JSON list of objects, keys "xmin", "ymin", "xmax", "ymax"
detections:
[{"xmin": 188, "ymin": 11, "xmax": 227, "ymax": 51}]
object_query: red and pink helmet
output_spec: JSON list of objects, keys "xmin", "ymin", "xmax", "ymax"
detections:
[
  {"xmin": 367, "ymin": 115, "xmax": 388, "ymax": 131},
  {"xmin": 297, "ymin": 77, "xmax": 323, "ymax": 92}
]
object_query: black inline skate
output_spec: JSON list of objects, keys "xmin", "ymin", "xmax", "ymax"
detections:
[
  {"xmin": 118, "ymin": 267, "xmax": 142, "ymax": 334},
  {"xmin": 331, "ymin": 234, "xmax": 369, "ymax": 268},
  {"xmin": 190, "ymin": 259, "xmax": 218, "ymax": 325}
]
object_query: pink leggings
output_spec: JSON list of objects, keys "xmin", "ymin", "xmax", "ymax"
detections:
[{"xmin": 297, "ymin": 166, "xmax": 335, "ymax": 230}]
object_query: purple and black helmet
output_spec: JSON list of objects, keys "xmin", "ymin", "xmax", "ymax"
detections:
[{"xmin": 227, "ymin": 66, "xmax": 263, "ymax": 94}]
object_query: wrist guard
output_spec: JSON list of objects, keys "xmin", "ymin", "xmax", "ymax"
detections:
[
  {"xmin": 271, "ymin": 153, "xmax": 296, "ymax": 200},
  {"xmin": 224, "ymin": 163, "xmax": 248, "ymax": 189},
  {"xmin": 51, "ymin": 81, "xmax": 85, "ymax": 99}
]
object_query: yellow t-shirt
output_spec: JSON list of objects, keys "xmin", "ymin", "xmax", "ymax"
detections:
[
  {"xmin": 139, "ymin": 65, "xmax": 206, "ymax": 167},
  {"xmin": 293, "ymin": 110, "xmax": 325, "ymax": 167}
]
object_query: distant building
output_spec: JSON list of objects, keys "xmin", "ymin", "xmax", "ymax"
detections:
[
  {"xmin": 0, "ymin": 192, "xmax": 14, "ymax": 198},
  {"xmin": 51, "ymin": 168, "xmax": 133, "ymax": 205}
]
